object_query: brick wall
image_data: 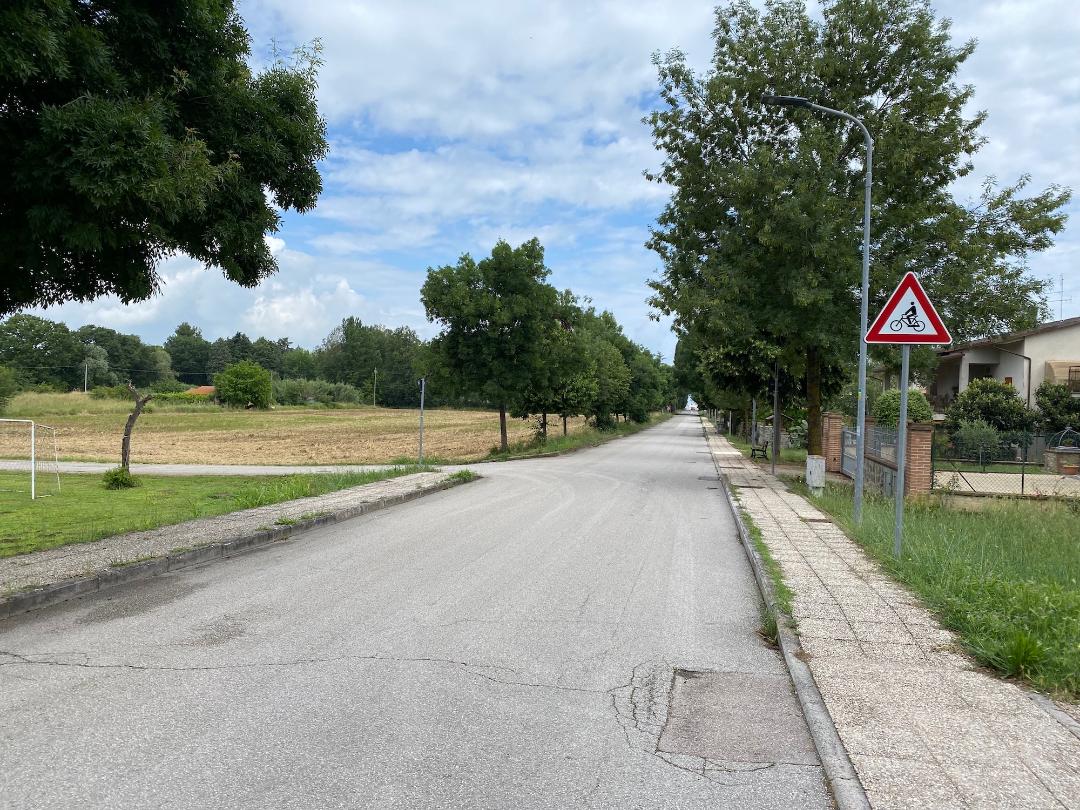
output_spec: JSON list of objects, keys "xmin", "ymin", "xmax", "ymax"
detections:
[
  {"xmin": 905, "ymin": 423, "xmax": 933, "ymax": 495},
  {"xmin": 822, "ymin": 411, "xmax": 844, "ymax": 472}
]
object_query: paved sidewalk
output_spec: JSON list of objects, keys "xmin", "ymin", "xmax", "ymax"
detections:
[
  {"xmin": 706, "ymin": 431, "xmax": 1080, "ymax": 809},
  {"xmin": 0, "ymin": 471, "xmax": 457, "ymax": 596}
]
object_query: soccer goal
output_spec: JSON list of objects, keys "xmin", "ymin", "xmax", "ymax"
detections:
[{"xmin": 0, "ymin": 418, "xmax": 61, "ymax": 499}]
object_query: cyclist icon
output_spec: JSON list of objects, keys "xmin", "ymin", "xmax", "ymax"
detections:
[{"xmin": 890, "ymin": 302, "xmax": 925, "ymax": 332}]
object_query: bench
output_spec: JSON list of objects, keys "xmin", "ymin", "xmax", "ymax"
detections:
[{"xmin": 750, "ymin": 440, "xmax": 770, "ymax": 460}]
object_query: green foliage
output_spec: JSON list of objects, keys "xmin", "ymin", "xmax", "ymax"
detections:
[
  {"xmin": 316, "ymin": 318, "xmax": 422, "ymax": 407},
  {"xmin": 647, "ymin": 0, "xmax": 1068, "ymax": 452},
  {"xmin": 0, "ymin": 365, "xmax": 18, "ymax": 413},
  {"xmin": 102, "ymin": 466, "xmax": 140, "ymax": 490},
  {"xmin": 946, "ymin": 378, "xmax": 1037, "ymax": 433},
  {"xmin": 152, "ymin": 391, "xmax": 213, "ymax": 405},
  {"xmin": 953, "ymin": 419, "xmax": 1001, "ymax": 468},
  {"xmin": 164, "ymin": 323, "xmax": 211, "ymax": 385},
  {"xmin": 214, "ymin": 361, "xmax": 271, "ymax": 408},
  {"xmin": 271, "ymin": 378, "xmax": 364, "ymax": 406},
  {"xmin": 1, "ymin": 3, "xmax": 328, "ymax": 314},
  {"xmin": 1034, "ymin": 380, "xmax": 1080, "ymax": 434},
  {"xmin": 872, "ymin": 388, "xmax": 934, "ymax": 427}
]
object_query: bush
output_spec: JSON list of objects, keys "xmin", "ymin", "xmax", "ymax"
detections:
[
  {"xmin": 872, "ymin": 387, "xmax": 934, "ymax": 427},
  {"xmin": 102, "ymin": 466, "xmax": 140, "ymax": 489},
  {"xmin": 214, "ymin": 361, "xmax": 271, "ymax": 408},
  {"xmin": 148, "ymin": 378, "xmax": 191, "ymax": 394},
  {"xmin": 953, "ymin": 419, "xmax": 1001, "ymax": 468},
  {"xmin": 1034, "ymin": 381, "xmax": 1080, "ymax": 434},
  {"xmin": 271, "ymin": 377, "xmax": 363, "ymax": 406},
  {"xmin": 153, "ymin": 391, "xmax": 214, "ymax": 404},
  {"xmin": 945, "ymin": 378, "xmax": 1037, "ymax": 433},
  {"xmin": 89, "ymin": 385, "xmax": 131, "ymax": 400}
]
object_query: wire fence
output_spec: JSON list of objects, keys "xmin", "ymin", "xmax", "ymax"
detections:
[{"xmin": 932, "ymin": 426, "xmax": 1080, "ymax": 498}]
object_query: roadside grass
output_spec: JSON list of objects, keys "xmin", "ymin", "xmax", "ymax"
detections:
[
  {"xmin": 0, "ymin": 467, "xmax": 430, "ymax": 558},
  {"xmin": 482, "ymin": 413, "xmax": 673, "ymax": 461},
  {"xmin": 732, "ymin": 495, "xmax": 794, "ymax": 642},
  {"xmin": 798, "ymin": 480, "xmax": 1080, "ymax": 699},
  {"xmin": 726, "ymin": 435, "xmax": 808, "ymax": 465},
  {"xmin": 0, "ymin": 392, "xmax": 589, "ymax": 465}
]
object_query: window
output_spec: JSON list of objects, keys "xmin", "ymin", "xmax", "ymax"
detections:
[{"xmin": 1070, "ymin": 366, "xmax": 1080, "ymax": 394}]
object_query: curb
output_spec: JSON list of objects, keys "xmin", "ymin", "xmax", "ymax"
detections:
[
  {"xmin": 703, "ymin": 422, "xmax": 870, "ymax": 810},
  {"xmin": 0, "ymin": 474, "xmax": 476, "ymax": 621}
]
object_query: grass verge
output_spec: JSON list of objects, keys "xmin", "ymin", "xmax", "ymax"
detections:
[
  {"xmin": 731, "ymin": 488, "xmax": 794, "ymax": 646},
  {"xmin": 796, "ymin": 480, "xmax": 1080, "ymax": 699},
  {"xmin": 0, "ymin": 466, "xmax": 431, "ymax": 558},
  {"xmin": 481, "ymin": 413, "xmax": 673, "ymax": 461}
]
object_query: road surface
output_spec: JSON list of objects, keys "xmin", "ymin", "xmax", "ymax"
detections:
[{"xmin": 0, "ymin": 415, "xmax": 827, "ymax": 808}]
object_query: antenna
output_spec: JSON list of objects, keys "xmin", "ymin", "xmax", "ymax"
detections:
[{"xmin": 1050, "ymin": 274, "xmax": 1071, "ymax": 320}]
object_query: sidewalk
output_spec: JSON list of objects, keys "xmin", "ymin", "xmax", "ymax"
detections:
[
  {"xmin": 706, "ymin": 431, "xmax": 1080, "ymax": 809},
  {"xmin": 1, "ymin": 471, "xmax": 464, "ymax": 611}
]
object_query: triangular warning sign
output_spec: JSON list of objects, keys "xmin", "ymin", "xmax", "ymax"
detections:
[{"xmin": 865, "ymin": 272, "xmax": 951, "ymax": 345}]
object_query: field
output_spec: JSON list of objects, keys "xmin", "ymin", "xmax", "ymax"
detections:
[
  {"xmin": 1, "ymin": 392, "xmax": 589, "ymax": 465},
  {"xmin": 801, "ymin": 481, "xmax": 1080, "ymax": 699},
  {"xmin": 0, "ymin": 468, "xmax": 430, "ymax": 558}
]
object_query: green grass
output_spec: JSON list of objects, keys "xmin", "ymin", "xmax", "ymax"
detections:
[
  {"xmin": 482, "ymin": 413, "xmax": 673, "ymax": 461},
  {"xmin": 0, "ymin": 466, "xmax": 431, "ymax": 558},
  {"xmin": 800, "ymin": 481, "xmax": 1080, "ymax": 699},
  {"xmin": 736, "ymin": 500, "xmax": 795, "ymax": 619},
  {"xmin": 727, "ymin": 435, "xmax": 808, "ymax": 465}
]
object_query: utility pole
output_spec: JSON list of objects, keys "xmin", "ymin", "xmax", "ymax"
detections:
[
  {"xmin": 84, "ymin": 363, "xmax": 88, "ymax": 393},
  {"xmin": 418, "ymin": 378, "xmax": 426, "ymax": 464},
  {"xmin": 373, "ymin": 367, "xmax": 377, "ymax": 407}
]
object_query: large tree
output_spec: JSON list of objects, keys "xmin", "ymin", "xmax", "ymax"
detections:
[
  {"xmin": 0, "ymin": 1, "xmax": 327, "ymax": 314},
  {"xmin": 421, "ymin": 238, "xmax": 558, "ymax": 451},
  {"xmin": 647, "ymin": 0, "xmax": 1069, "ymax": 453},
  {"xmin": 164, "ymin": 323, "xmax": 211, "ymax": 385}
]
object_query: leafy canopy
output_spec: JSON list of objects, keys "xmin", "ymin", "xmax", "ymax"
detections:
[
  {"xmin": 214, "ymin": 361, "xmax": 272, "ymax": 409},
  {"xmin": 0, "ymin": 1, "xmax": 328, "ymax": 314}
]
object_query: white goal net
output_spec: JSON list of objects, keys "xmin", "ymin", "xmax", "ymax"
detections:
[{"xmin": 0, "ymin": 419, "xmax": 61, "ymax": 499}]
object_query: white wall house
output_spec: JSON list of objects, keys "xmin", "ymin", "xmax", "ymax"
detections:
[{"xmin": 930, "ymin": 316, "xmax": 1080, "ymax": 413}]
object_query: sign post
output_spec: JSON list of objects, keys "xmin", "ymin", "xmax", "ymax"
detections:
[{"xmin": 865, "ymin": 272, "xmax": 951, "ymax": 556}]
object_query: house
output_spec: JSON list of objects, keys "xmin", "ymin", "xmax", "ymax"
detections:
[
  {"xmin": 185, "ymin": 385, "xmax": 216, "ymax": 396},
  {"xmin": 930, "ymin": 316, "xmax": 1080, "ymax": 413}
]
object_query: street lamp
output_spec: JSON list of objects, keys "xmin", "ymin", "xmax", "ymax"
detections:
[{"xmin": 762, "ymin": 94, "xmax": 873, "ymax": 523}]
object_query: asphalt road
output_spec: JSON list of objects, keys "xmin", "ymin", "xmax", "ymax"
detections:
[{"xmin": 0, "ymin": 415, "xmax": 827, "ymax": 809}]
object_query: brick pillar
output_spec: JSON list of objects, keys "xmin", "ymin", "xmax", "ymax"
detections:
[
  {"xmin": 822, "ymin": 412, "xmax": 844, "ymax": 473},
  {"xmin": 904, "ymin": 422, "xmax": 933, "ymax": 495}
]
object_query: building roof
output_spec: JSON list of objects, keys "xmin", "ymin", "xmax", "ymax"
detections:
[
  {"xmin": 938, "ymin": 315, "xmax": 1080, "ymax": 356},
  {"xmin": 186, "ymin": 385, "xmax": 216, "ymax": 395}
]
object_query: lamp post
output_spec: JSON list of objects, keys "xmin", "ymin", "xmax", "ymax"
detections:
[{"xmin": 762, "ymin": 95, "xmax": 873, "ymax": 523}]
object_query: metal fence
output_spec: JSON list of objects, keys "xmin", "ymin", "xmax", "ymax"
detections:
[
  {"xmin": 841, "ymin": 428, "xmax": 858, "ymax": 478},
  {"xmin": 840, "ymin": 425, "xmax": 900, "ymax": 498},
  {"xmin": 932, "ymin": 426, "xmax": 1080, "ymax": 498}
]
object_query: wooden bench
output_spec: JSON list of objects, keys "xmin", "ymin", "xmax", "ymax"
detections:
[{"xmin": 750, "ymin": 440, "xmax": 770, "ymax": 459}]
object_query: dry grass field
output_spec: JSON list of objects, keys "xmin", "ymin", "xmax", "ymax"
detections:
[{"xmin": 1, "ymin": 393, "xmax": 589, "ymax": 465}]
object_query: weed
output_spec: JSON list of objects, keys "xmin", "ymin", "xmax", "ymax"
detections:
[
  {"xmin": 448, "ymin": 470, "xmax": 478, "ymax": 483},
  {"xmin": 274, "ymin": 516, "xmax": 299, "ymax": 526},
  {"xmin": 102, "ymin": 466, "xmax": 139, "ymax": 490}
]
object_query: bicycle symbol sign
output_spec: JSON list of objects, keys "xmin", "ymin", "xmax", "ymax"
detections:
[{"xmin": 866, "ymin": 272, "xmax": 951, "ymax": 345}]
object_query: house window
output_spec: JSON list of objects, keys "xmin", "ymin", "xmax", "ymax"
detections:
[
  {"xmin": 1004, "ymin": 376, "xmax": 1013, "ymax": 386},
  {"xmin": 1070, "ymin": 366, "xmax": 1080, "ymax": 394}
]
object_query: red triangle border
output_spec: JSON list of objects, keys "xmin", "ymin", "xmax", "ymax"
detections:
[{"xmin": 865, "ymin": 272, "xmax": 952, "ymax": 345}]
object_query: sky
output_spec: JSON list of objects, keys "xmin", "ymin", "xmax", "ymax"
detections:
[{"xmin": 33, "ymin": 0, "xmax": 1080, "ymax": 361}]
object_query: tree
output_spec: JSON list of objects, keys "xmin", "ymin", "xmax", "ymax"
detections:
[
  {"xmin": 1, "ymin": 2, "xmax": 328, "ymax": 315},
  {"xmin": 77, "ymin": 324, "xmax": 167, "ymax": 387},
  {"xmin": 120, "ymin": 383, "xmax": 153, "ymax": 474},
  {"xmin": 164, "ymin": 323, "xmax": 211, "ymax": 385},
  {"xmin": 214, "ymin": 361, "xmax": 271, "ymax": 408},
  {"xmin": 0, "ymin": 366, "xmax": 18, "ymax": 413},
  {"xmin": 0, "ymin": 314, "xmax": 82, "ymax": 389},
  {"xmin": 421, "ymin": 239, "xmax": 558, "ymax": 451},
  {"xmin": 646, "ymin": 0, "xmax": 1070, "ymax": 454},
  {"xmin": 281, "ymin": 347, "xmax": 317, "ymax": 380},
  {"xmin": 207, "ymin": 339, "xmax": 235, "ymax": 375},
  {"xmin": 1034, "ymin": 381, "xmax": 1080, "ymax": 435},
  {"xmin": 872, "ymin": 388, "xmax": 934, "ymax": 427},
  {"xmin": 945, "ymin": 378, "xmax": 1036, "ymax": 434},
  {"xmin": 316, "ymin": 319, "xmax": 422, "ymax": 407}
]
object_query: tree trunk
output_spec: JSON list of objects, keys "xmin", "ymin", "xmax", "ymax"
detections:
[
  {"xmin": 562, "ymin": 415, "xmax": 568, "ymax": 436},
  {"xmin": 541, "ymin": 411, "xmax": 547, "ymax": 440},
  {"xmin": 806, "ymin": 347, "xmax": 823, "ymax": 456},
  {"xmin": 121, "ymin": 383, "xmax": 153, "ymax": 472},
  {"xmin": 499, "ymin": 403, "xmax": 508, "ymax": 452}
]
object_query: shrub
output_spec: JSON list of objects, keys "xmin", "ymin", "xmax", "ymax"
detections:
[
  {"xmin": 214, "ymin": 361, "xmax": 271, "ymax": 408},
  {"xmin": 872, "ymin": 387, "xmax": 934, "ymax": 427},
  {"xmin": 1034, "ymin": 380, "xmax": 1080, "ymax": 434},
  {"xmin": 945, "ymin": 378, "xmax": 1037, "ymax": 433},
  {"xmin": 89, "ymin": 385, "xmax": 131, "ymax": 400},
  {"xmin": 148, "ymin": 378, "xmax": 191, "ymax": 394},
  {"xmin": 954, "ymin": 419, "xmax": 1002, "ymax": 468},
  {"xmin": 102, "ymin": 466, "xmax": 140, "ymax": 489},
  {"xmin": 153, "ymin": 391, "xmax": 213, "ymax": 404},
  {"xmin": 271, "ymin": 377, "xmax": 363, "ymax": 406}
]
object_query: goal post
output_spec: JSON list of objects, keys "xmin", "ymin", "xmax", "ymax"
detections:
[{"xmin": 0, "ymin": 418, "xmax": 61, "ymax": 499}]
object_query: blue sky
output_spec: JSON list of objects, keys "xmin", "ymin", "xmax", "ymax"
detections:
[{"xmin": 35, "ymin": 1, "xmax": 1080, "ymax": 361}]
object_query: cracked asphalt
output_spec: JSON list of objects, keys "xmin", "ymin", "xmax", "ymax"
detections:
[{"xmin": 0, "ymin": 415, "xmax": 828, "ymax": 808}]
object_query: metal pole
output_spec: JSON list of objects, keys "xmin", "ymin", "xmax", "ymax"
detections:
[
  {"xmin": 851, "ymin": 127, "xmax": 873, "ymax": 525},
  {"xmin": 772, "ymin": 361, "xmax": 780, "ymax": 476},
  {"xmin": 418, "ymin": 378, "xmax": 426, "ymax": 464},
  {"xmin": 84, "ymin": 363, "xmax": 88, "ymax": 393},
  {"xmin": 30, "ymin": 421, "xmax": 36, "ymax": 501},
  {"xmin": 373, "ymin": 368, "xmax": 377, "ymax": 407},
  {"xmin": 894, "ymin": 345, "xmax": 910, "ymax": 557},
  {"xmin": 751, "ymin": 397, "xmax": 757, "ymax": 445}
]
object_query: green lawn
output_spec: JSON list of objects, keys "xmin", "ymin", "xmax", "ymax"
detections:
[
  {"xmin": 0, "ymin": 467, "xmax": 429, "ymax": 558},
  {"xmin": 727, "ymin": 435, "xmax": 808, "ymax": 465},
  {"xmin": 802, "ymin": 482, "xmax": 1080, "ymax": 699}
]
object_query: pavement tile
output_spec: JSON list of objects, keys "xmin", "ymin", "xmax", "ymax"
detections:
[
  {"xmin": 940, "ymin": 760, "xmax": 1067, "ymax": 809},
  {"xmin": 848, "ymin": 755, "xmax": 967, "ymax": 810}
]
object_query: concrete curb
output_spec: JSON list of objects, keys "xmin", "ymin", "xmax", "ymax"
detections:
[
  {"xmin": 0, "ymin": 474, "xmax": 476, "ymax": 621},
  {"xmin": 703, "ymin": 423, "xmax": 870, "ymax": 810}
]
